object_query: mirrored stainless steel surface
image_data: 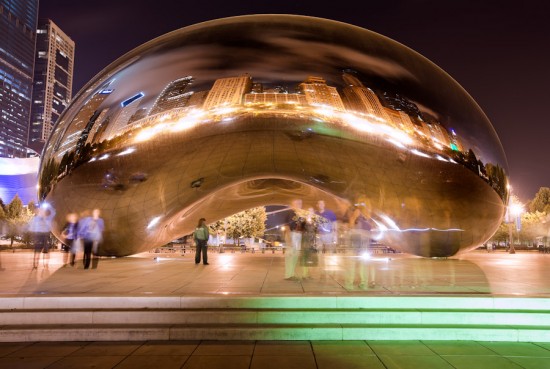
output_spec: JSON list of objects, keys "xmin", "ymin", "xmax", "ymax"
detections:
[{"xmin": 39, "ymin": 15, "xmax": 508, "ymax": 257}]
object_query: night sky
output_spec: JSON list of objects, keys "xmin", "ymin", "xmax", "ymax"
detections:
[{"xmin": 39, "ymin": 0, "xmax": 549, "ymax": 201}]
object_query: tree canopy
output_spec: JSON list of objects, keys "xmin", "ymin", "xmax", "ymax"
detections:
[
  {"xmin": 529, "ymin": 187, "xmax": 550, "ymax": 214},
  {"xmin": 210, "ymin": 207, "xmax": 267, "ymax": 245}
]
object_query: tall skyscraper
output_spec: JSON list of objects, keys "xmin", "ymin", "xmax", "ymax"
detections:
[
  {"xmin": 104, "ymin": 92, "xmax": 144, "ymax": 139},
  {"xmin": 385, "ymin": 109, "xmax": 417, "ymax": 133},
  {"xmin": 54, "ymin": 90, "xmax": 112, "ymax": 158},
  {"xmin": 299, "ymin": 76, "xmax": 345, "ymax": 111},
  {"xmin": 29, "ymin": 19, "xmax": 75, "ymax": 154},
  {"xmin": 149, "ymin": 76, "xmax": 193, "ymax": 116},
  {"xmin": 187, "ymin": 90, "xmax": 209, "ymax": 108},
  {"xmin": 378, "ymin": 91, "xmax": 422, "ymax": 119},
  {"xmin": 203, "ymin": 74, "xmax": 252, "ymax": 110},
  {"xmin": 0, "ymin": 0, "xmax": 39, "ymax": 157},
  {"xmin": 342, "ymin": 71, "xmax": 389, "ymax": 121}
]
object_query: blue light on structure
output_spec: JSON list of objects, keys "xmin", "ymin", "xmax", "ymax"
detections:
[{"xmin": 121, "ymin": 92, "xmax": 144, "ymax": 107}]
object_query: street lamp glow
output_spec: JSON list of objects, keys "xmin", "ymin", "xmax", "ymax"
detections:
[{"xmin": 509, "ymin": 203, "xmax": 524, "ymax": 217}]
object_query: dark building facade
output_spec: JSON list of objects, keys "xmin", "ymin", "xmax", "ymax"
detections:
[
  {"xmin": 29, "ymin": 19, "xmax": 74, "ymax": 155},
  {"xmin": 0, "ymin": 0, "xmax": 39, "ymax": 157}
]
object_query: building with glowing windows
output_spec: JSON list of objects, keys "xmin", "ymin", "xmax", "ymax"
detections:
[
  {"xmin": 149, "ymin": 76, "xmax": 193, "ymax": 116},
  {"xmin": 29, "ymin": 19, "xmax": 74, "ymax": 155},
  {"xmin": 203, "ymin": 74, "xmax": 252, "ymax": 110},
  {"xmin": 0, "ymin": 0, "xmax": 39, "ymax": 158},
  {"xmin": 51, "ymin": 89, "xmax": 112, "ymax": 159},
  {"xmin": 299, "ymin": 76, "xmax": 346, "ymax": 111},
  {"xmin": 244, "ymin": 92, "xmax": 307, "ymax": 106}
]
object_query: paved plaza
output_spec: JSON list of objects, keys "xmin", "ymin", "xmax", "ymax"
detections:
[
  {"xmin": 1, "ymin": 249, "xmax": 550, "ymax": 296},
  {"xmin": 2, "ymin": 339, "xmax": 550, "ymax": 369}
]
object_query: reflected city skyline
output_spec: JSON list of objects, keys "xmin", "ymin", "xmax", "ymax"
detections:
[{"xmin": 41, "ymin": 70, "xmax": 508, "ymax": 202}]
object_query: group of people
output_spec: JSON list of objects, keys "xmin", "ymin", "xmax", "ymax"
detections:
[
  {"xmin": 29, "ymin": 205, "xmax": 105, "ymax": 269},
  {"xmin": 189, "ymin": 198, "xmax": 376, "ymax": 289},
  {"xmin": 283, "ymin": 198, "xmax": 375, "ymax": 289}
]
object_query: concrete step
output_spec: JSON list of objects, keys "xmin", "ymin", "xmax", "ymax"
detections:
[
  {"xmin": 2, "ymin": 309, "xmax": 550, "ymax": 326},
  {"xmin": 3, "ymin": 295, "xmax": 550, "ymax": 310},
  {"xmin": 2, "ymin": 324, "xmax": 550, "ymax": 342},
  {"xmin": 1, "ymin": 295, "xmax": 550, "ymax": 342}
]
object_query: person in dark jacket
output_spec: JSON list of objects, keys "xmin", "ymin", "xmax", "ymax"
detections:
[
  {"xmin": 61, "ymin": 213, "xmax": 79, "ymax": 267},
  {"xmin": 77, "ymin": 209, "xmax": 104, "ymax": 269},
  {"xmin": 193, "ymin": 218, "xmax": 210, "ymax": 265}
]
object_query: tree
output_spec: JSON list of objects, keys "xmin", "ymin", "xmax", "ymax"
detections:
[
  {"xmin": 490, "ymin": 189, "xmax": 550, "ymax": 247},
  {"xmin": 27, "ymin": 201, "xmax": 37, "ymax": 213},
  {"xmin": 529, "ymin": 187, "xmax": 550, "ymax": 214},
  {"xmin": 210, "ymin": 207, "xmax": 267, "ymax": 246},
  {"xmin": 6, "ymin": 194, "xmax": 23, "ymax": 219},
  {"xmin": 4, "ymin": 195, "xmax": 33, "ymax": 248},
  {"xmin": 490, "ymin": 222, "xmax": 509, "ymax": 244},
  {"xmin": 518, "ymin": 211, "xmax": 548, "ymax": 246},
  {"xmin": 0, "ymin": 201, "xmax": 6, "ymax": 220},
  {"xmin": 0, "ymin": 202, "xmax": 6, "ymax": 238}
]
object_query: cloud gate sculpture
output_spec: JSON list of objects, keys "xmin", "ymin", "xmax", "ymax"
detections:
[{"xmin": 39, "ymin": 15, "xmax": 508, "ymax": 257}]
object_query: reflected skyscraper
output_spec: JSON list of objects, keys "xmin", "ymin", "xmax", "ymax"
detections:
[
  {"xmin": 54, "ymin": 89, "xmax": 112, "ymax": 158},
  {"xmin": 0, "ymin": 0, "xmax": 39, "ymax": 157},
  {"xmin": 299, "ymin": 76, "xmax": 345, "ymax": 111},
  {"xmin": 342, "ymin": 74, "xmax": 388, "ymax": 120},
  {"xmin": 29, "ymin": 19, "xmax": 74, "ymax": 155},
  {"xmin": 379, "ymin": 91, "xmax": 422, "ymax": 119},
  {"xmin": 149, "ymin": 76, "xmax": 193, "ymax": 116},
  {"xmin": 128, "ymin": 108, "xmax": 147, "ymax": 124},
  {"xmin": 85, "ymin": 108, "xmax": 109, "ymax": 145},
  {"xmin": 104, "ymin": 92, "xmax": 144, "ymax": 139},
  {"xmin": 187, "ymin": 90, "xmax": 209, "ymax": 108},
  {"xmin": 244, "ymin": 92, "xmax": 307, "ymax": 106},
  {"xmin": 203, "ymin": 74, "xmax": 252, "ymax": 110}
]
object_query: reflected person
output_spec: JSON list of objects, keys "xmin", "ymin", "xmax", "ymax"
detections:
[
  {"xmin": 316, "ymin": 200, "xmax": 337, "ymax": 253},
  {"xmin": 300, "ymin": 207, "xmax": 319, "ymax": 279},
  {"xmin": 345, "ymin": 203, "xmax": 374, "ymax": 289},
  {"xmin": 316, "ymin": 200, "xmax": 337, "ymax": 279},
  {"xmin": 284, "ymin": 199, "xmax": 306, "ymax": 280}
]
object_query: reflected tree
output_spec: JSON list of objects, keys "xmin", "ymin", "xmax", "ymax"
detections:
[{"xmin": 210, "ymin": 207, "xmax": 267, "ymax": 246}]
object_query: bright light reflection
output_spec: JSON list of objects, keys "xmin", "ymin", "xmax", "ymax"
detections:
[
  {"xmin": 219, "ymin": 254, "xmax": 234, "ymax": 269},
  {"xmin": 147, "ymin": 216, "xmax": 161, "ymax": 229},
  {"xmin": 135, "ymin": 128, "xmax": 156, "ymax": 142},
  {"xmin": 171, "ymin": 117, "xmax": 199, "ymax": 132},
  {"xmin": 380, "ymin": 214, "xmax": 401, "ymax": 231},
  {"xmin": 360, "ymin": 252, "xmax": 372, "ymax": 260},
  {"xmin": 98, "ymin": 154, "xmax": 110, "ymax": 160},
  {"xmin": 509, "ymin": 201, "xmax": 524, "ymax": 217},
  {"xmin": 117, "ymin": 147, "xmax": 135, "ymax": 156},
  {"xmin": 410, "ymin": 149, "xmax": 430, "ymax": 158}
]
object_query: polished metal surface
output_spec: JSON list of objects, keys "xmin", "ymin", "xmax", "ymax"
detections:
[{"xmin": 39, "ymin": 15, "xmax": 508, "ymax": 257}]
